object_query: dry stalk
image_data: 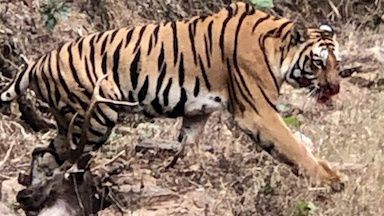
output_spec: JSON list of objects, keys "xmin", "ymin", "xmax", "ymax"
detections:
[
  {"xmin": 91, "ymin": 150, "xmax": 126, "ymax": 172},
  {"xmin": 0, "ymin": 140, "xmax": 16, "ymax": 169}
]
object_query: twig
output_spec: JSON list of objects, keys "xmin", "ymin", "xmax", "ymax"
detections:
[
  {"xmin": 0, "ymin": 141, "xmax": 16, "ymax": 169},
  {"xmin": 0, "ymin": 173, "xmax": 11, "ymax": 179},
  {"xmin": 108, "ymin": 192, "xmax": 130, "ymax": 214},
  {"xmin": 135, "ymin": 139, "xmax": 181, "ymax": 152},
  {"xmin": 72, "ymin": 174, "xmax": 86, "ymax": 216},
  {"xmin": 0, "ymin": 52, "xmax": 20, "ymax": 71},
  {"xmin": 328, "ymin": 0, "xmax": 342, "ymax": 19},
  {"xmin": 91, "ymin": 150, "xmax": 126, "ymax": 172}
]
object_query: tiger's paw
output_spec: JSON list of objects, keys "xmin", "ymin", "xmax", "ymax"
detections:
[{"xmin": 311, "ymin": 159, "xmax": 346, "ymax": 192}]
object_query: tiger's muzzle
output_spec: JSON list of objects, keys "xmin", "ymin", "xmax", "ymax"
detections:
[{"xmin": 317, "ymin": 83, "xmax": 340, "ymax": 103}]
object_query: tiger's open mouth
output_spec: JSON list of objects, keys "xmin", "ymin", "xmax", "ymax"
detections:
[{"xmin": 315, "ymin": 83, "xmax": 340, "ymax": 103}]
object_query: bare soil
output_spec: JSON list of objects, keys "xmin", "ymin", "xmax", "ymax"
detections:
[{"xmin": 0, "ymin": 1, "xmax": 383, "ymax": 215}]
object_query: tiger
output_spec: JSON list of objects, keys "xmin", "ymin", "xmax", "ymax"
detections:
[{"xmin": 0, "ymin": 2, "xmax": 344, "ymax": 192}]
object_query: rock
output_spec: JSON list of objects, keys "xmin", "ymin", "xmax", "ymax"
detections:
[
  {"xmin": 1, "ymin": 177, "xmax": 23, "ymax": 207},
  {"xmin": 1, "ymin": 177, "xmax": 24, "ymax": 215}
]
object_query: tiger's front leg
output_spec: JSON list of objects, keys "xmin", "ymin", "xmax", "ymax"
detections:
[{"xmin": 234, "ymin": 109, "xmax": 345, "ymax": 191}]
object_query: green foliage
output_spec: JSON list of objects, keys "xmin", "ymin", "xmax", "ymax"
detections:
[
  {"xmin": 40, "ymin": 0, "xmax": 70, "ymax": 31},
  {"xmin": 249, "ymin": 0, "xmax": 274, "ymax": 9},
  {"xmin": 283, "ymin": 115, "xmax": 301, "ymax": 127},
  {"xmin": 295, "ymin": 201, "xmax": 317, "ymax": 216}
]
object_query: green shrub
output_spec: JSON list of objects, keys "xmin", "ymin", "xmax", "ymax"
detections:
[{"xmin": 40, "ymin": 0, "xmax": 70, "ymax": 31}]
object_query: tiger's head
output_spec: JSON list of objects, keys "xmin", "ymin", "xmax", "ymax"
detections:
[{"xmin": 284, "ymin": 24, "xmax": 341, "ymax": 103}]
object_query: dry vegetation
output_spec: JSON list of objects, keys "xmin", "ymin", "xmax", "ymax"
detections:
[{"xmin": 0, "ymin": 0, "xmax": 383, "ymax": 215}]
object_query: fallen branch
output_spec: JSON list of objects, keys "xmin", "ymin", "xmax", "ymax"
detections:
[
  {"xmin": 91, "ymin": 150, "xmax": 126, "ymax": 172},
  {"xmin": 135, "ymin": 139, "xmax": 181, "ymax": 152},
  {"xmin": 330, "ymin": 162, "xmax": 366, "ymax": 171}
]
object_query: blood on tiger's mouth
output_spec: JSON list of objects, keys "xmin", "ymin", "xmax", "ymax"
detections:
[{"xmin": 317, "ymin": 83, "xmax": 340, "ymax": 103}]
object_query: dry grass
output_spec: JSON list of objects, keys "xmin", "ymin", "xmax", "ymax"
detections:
[{"xmin": 0, "ymin": 1, "xmax": 384, "ymax": 216}]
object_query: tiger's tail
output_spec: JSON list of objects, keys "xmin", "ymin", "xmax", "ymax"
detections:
[{"xmin": 0, "ymin": 62, "xmax": 35, "ymax": 105}]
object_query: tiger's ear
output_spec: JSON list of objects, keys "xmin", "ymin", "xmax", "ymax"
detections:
[
  {"xmin": 319, "ymin": 24, "xmax": 335, "ymax": 37},
  {"xmin": 291, "ymin": 22, "xmax": 308, "ymax": 44}
]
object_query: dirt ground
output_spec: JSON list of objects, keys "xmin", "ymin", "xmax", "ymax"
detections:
[{"xmin": 0, "ymin": 1, "xmax": 383, "ymax": 216}]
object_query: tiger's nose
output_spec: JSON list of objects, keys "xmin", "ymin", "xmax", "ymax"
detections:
[{"xmin": 329, "ymin": 83, "xmax": 340, "ymax": 95}]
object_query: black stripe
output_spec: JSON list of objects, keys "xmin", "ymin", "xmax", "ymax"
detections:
[
  {"xmin": 200, "ymin": 15, "xmax": 208, "ymax": 22},
  {"xmin": 233, "ymin": 73, "xmax": 258, "ymax": 113},
  {"xmin": 198, "ymin": 55, "xmax": 211, "ymax": 91},
  {"xmin": 281, "ymin": 25, "xmax": 292, "ymax": 41},
  {"xmin": 125, "ymin": 28, "xmax": 134, "ymax": 47},
  {"xmin": 167, "ymin": 87, "xmax": 187, "ymax": 118},
  {"xmin": 204, "ymin": 36, "xmax": 211, "ymax": 68},
  {"xmin": 48, "ymin": 57, "xmax": 61, "ymax": 107},
  {"xmin": 279, "ymin": 46, "xmax": 285, "ymax": 68},
  {"xmin": 14, "ymin": 64, "xmax": 31, "ymax": 95},
  {"xmin": 84, "ymin": 56, "xmax": 95, "ymax": 87},
  {"xmin": 56, "ymin": 49, "xmax": 76, "ymax": 104},
  {"xmin": 178, "ymin": 53, "xmax": 185, "ymax": 86},
  {"xmin": 138, "ymin": 75, "xmax": 149, "ymax": 103},
  {"xmin": 147, "ymin": 34, "xmax": 153, "ymax": 56},
  {"xmin": 95, "ymin": 106, "xmax": 115, "ymax": 127},
  {"xmin": 68, "ymin": 44, "xmax": 94, "ymax": 101},
  {"xmin": 100, "ymin": 34, "xmax": 110, "ymax": 55},
  {"xmin": 233, "ymin": 12, "xmax": 254, "ymax": 100},
  {"xmin": 99, "ymin": 89, "xmax": 120, "ymax": 113},
  {"xmin": 133, "ymin": 26, "xmax": 147, "ymax": 52},
  {"xmin": 288, "ymin": 43, "xmax": 314, "ymax": 82},
  {"xmin": 36, "ymin": 56, "xmax": 49, "ymax": 102},
  {"xmin": 157, "ymin": 43, "xmax": 165, "ymax": 72},
  {"xmin": 113, "ymin": 41, "xmax": 124, "ymax": 98},
  {"xmin": 45, "ymin": 54, "xmax": 56, "ymax": 106},
  {"xmin": 130, "ymin": 49, "xmax": 141, "ymax": 89},
  {"xmin": 101, "ymin": 53, "xmax": 108, "ymax": 74},
  {"xmin": 233, "ymin": 3, "xmax": 239, "ymax": 15},
  {"xmin": 128, "ymin": 91, "xmax": 135, "ymax": 102},
  {"xmin": 188, "ymin": 18, "xmax": 199, "ymax": 65},
  {"xmin": 219, "ymin": 6, "xmax": 233, "ymax": 61},
  {"xmin": 91, "ymin": 109, "xmax": 107, "ymax": 126},
  {"xmin": 77, "ymin": 38, "xmax": 85, "ymax": 59},
  {"xmin": 248, "ymin": 4, "xmax": 256, "ymax": 15},
  {"xmin": 259, "ymin": 86, "xmax": 277, "ymax": 111},
  {"xmin": 171, "ymin": 21, "xmax": 178, "ymax": 66},
  {"xmin": 193, "ymin": 77, "xmax": 200, "ymax": 97},
  {"xmin": 110, "ymin": 29, "xmax": 119, "ymax": 43},
  {"xmin": 156, "ymin": 55, "xmax": 166, "ymax": 94},
  {"xmin": 95, "ymin": 32, "xmax": 104, "ymax": 43},
  {"xmin": 60, "ymin": 105, "xmax": 75, "ymax": 115},
  {"xmin": 226, "ymin": 58, "xmax": 239, "ymax": 113},
  {"xmin": 275, "ymin": 21, "xmax": 292, "ymax": 37},
  {"xmin": 153, "ymin": 25, "xmax": 160, "ymax": 45},
  {"xmin": 252, "ymin": 14, "xmax": 270, "ymax": 32},
  {"xmin": 28, "ymin": 62, "xmax": 38, "ymax": 85},
  {"xmin": 162, "ymin": 78, "xmax": 172, "ymax": 106},
  {"xmin": 207, "ymin": 20, "xmax": 213, "ymax": 54},
  {"xmin": 151, "ymin": 97, "xmax": 163, "ymax": 114},
  {"xmin": 89, "ymin": 36, "xmax": 97, "ymax": 87},
  {"xmin": 88, "ymin": 126, "xmax": 105, "ymax": 137}
]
